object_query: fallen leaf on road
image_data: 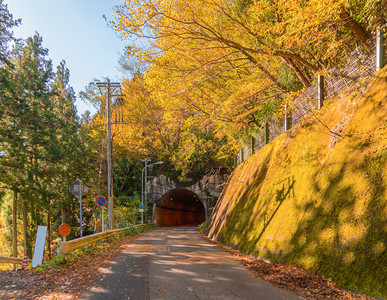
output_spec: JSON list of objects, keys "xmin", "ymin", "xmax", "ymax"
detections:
[{"xmin": 199, "ymin": 231, "xmax": 372, "ymax": 300}]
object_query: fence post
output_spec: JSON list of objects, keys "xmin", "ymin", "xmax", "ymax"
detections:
[
  {"xmin": 251, "ymin": 136, "xmax": 255, "ymax": 155},
  {"xmin": 318, "ymin": 75, "xmax": 325, "ymax": 109},
  {"xmin": 376, "ymin": 28, "xmax": 385, "ymax": 71},
  {"xmin": 284, "ymin": 104, "xmax": 292, "ymax": 131},
  {"xmin": 264, "ymin": 122, "xmax": 269, "ymax": 144},
  {"xmin": 240, "ymin": 148, "xmax": 244, "ymax": 163}
]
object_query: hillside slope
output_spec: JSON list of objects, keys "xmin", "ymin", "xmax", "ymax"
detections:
[{"xmin": 204, "ymin": 67, "xmax": 387, "ymax": 297}]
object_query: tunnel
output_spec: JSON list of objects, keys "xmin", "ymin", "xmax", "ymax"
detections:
[{"xmin": 155, "ymin": 188, "xmax": 206, "ymax": 226}]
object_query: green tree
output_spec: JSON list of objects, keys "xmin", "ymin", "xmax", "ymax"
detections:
[
  {"xmin": 0, "ymin": 33, "xmax": 90, "ymax": 257},
  {"xmin": 0, "ymin": 0, "xmax": 20, "ymax": 64}
]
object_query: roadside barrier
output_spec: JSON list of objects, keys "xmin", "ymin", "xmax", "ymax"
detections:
[
  {"xmin": 57, "ymin": 223, "xmax": 156, "ymax": 254},
  {"xmin": 0, "ymin": 224, "xmax": 156, "ymax": 267},
  {"xmin": 0, "ymin": 255, "xmax": 32, "ymax": 265}
]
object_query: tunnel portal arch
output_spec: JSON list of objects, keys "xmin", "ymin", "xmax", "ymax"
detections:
[{"xmin": 155, "ymin": 188, "xmax": 206, "ymax": 226}]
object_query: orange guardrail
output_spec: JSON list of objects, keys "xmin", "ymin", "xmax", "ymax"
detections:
[
  {"xmin": 0, "ymin": 255, "xmax": 32, "ymax": 264},
  {"xmin": 57, "ymin": 223, "xmax": 155, "ymax": 254}
]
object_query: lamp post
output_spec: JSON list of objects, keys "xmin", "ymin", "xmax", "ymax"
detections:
[{"xmin": 141, "ymin": 160, "xmax": 163, "ymax": 224}]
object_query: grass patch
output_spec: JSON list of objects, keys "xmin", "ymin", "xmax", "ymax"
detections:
[{"xmin": 197, "ymin": 220, "xmax": 208, "ymax": 231}]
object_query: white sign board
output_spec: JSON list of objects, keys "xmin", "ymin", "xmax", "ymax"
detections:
[{"xmin": 31, "ymin": 225, "xmax": 47, "ymax": 268}]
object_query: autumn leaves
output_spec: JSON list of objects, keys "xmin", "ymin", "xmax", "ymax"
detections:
[{"xmin": 107, "ymin": 0, "xmax": 384, "ymax": 176}]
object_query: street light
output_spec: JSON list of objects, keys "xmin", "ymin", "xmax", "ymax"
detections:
[{"xmin": 141, "ymin": 160, "xmax": 163, "ymax": 224}]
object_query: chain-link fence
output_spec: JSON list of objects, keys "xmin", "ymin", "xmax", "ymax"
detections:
[{"xmin": 236, "ymin": 40, "xmax": 380, "ymax": 165}]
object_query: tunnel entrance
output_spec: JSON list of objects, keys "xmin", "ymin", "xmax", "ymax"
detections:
[{"xmin": 155, "ymin": 188, "xmax": 205, "ymax": 226}]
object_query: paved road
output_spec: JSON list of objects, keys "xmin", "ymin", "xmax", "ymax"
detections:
[{"xmin": 81, "ymin": 227, "xmax": 301, "ymax": 300}]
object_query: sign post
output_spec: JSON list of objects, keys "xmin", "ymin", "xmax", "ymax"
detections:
[
  {"xmin": 68, "ymin": 179, "xmax": 88, "ymax": 237},
  {"xmin": 95, "ymin": 196, "xmax": 107, "ymax": 232},
  {"xmin": 59, "ymin": 223, "xmax": 71, "ymax": 241},
  {"xmin": 94, "ymin": 211, "xmax": 98, "ymax": 233}
]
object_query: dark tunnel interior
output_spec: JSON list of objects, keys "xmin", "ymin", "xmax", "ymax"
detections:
[{"xmin": 155, "ymin": 188, "xmax": 206, "ymax": 226}]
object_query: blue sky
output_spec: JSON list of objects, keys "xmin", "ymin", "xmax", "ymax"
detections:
[{"xmin": 4, "ymin": 0, "xmax": 126, "ymax": 116}]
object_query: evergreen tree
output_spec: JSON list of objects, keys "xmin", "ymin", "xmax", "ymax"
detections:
[{"xmin": 0, "ymin": 0, "xmax": 20, "ymax": 65}]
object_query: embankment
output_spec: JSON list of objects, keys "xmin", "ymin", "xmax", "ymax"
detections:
[{"xmin": 204, "ymin": 67, "xmax": 387, "ymax": 297}]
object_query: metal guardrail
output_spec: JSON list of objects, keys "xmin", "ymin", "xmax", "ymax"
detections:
[
  {"xmin": 0, "ymin": 224, "xmax": 155, "ymax": 265},
  {"xmin": 0, "ymin": 255, "xmax": 32, "ymax": 264},
  {"xmin": 57, "ymin": 223, "xmax": 156, "ymax": 254}
]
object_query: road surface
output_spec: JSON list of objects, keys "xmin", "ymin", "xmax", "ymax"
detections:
[{"xmin": 81, "ymin": 227, "xmax": 301, "ymax": 300}]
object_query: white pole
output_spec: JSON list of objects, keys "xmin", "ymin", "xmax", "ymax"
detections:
[
  {"xmin": 79, "ymin": 190, "xmax": 82, "ymax": 237},
  {"xmin": 140, "ymin": 158, "xmax": 150, "ymax": 224},
  {"xmin": 144, "ymin": 164, "xmax": 148, "ymax": 223},
  {"xmin": 102, "ymin": 207, "xmax": 105, "ymax": 232},
  {"xmin": 141, "ymin": 167, "xmax": 144, "ymax": 224}
]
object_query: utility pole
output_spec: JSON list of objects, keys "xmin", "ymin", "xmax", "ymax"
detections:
[{"xmin": 97, "ymin": 79, "xmax": 125, "ymax": 230}]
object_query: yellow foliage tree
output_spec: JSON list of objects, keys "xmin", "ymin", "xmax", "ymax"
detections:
[
  {"xmin": 111, "ymin": 0, "xmax": 382, "ymax": 165},
  {"xmin": 112, "ymin": 73, "xmax": 237, "ymax": 177}
]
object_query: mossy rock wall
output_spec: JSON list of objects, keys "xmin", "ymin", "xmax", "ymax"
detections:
[{"xmin": 204, "ymin": 68, "xmax": 387, "ymax": 297}]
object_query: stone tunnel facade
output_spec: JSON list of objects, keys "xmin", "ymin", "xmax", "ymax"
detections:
[{"xmin": 147, "ymin": 174, "xmax": 228, "ymax": 226}]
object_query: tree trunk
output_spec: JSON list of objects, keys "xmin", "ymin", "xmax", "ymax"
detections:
[
  {"xmin": 47, "ymin": 199, "xmax": 52, "ymax": 260},
  {"xmin": 340, "ymin": 10, "xmax": 371, "ymax": 53},
  {"xmin": 12, "ymin": 190, "xmax": 18, "ymax": 270},
  {"xmin": 22, "ymin": 199, "xmax": 27, "ymax": 255},
  {"xmin": 281, "ymin": 57, "xmax": 311, "ymax": 88},
  {"xmin": 30, "ymin": 200, "xmax": 36, "ymax": 250},
  {"xmin": 239, "ymin": 49, "xmax": 290, "ymax": 93},
  {"xmin": 255, "ymin": 62, "xmax": 290, "ymax": 92},
  {"xmin": 61, "ymin": 207, "xmax": 66, "ymax": 223},
  {"xmin": 36, "ymin": 206, "xmax": 40, "ymax": 226}
]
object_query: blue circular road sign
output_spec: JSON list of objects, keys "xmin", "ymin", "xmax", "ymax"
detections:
[{"xmin": 96, "ymin": 196, "xmax": 107, "ymax": 207}]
